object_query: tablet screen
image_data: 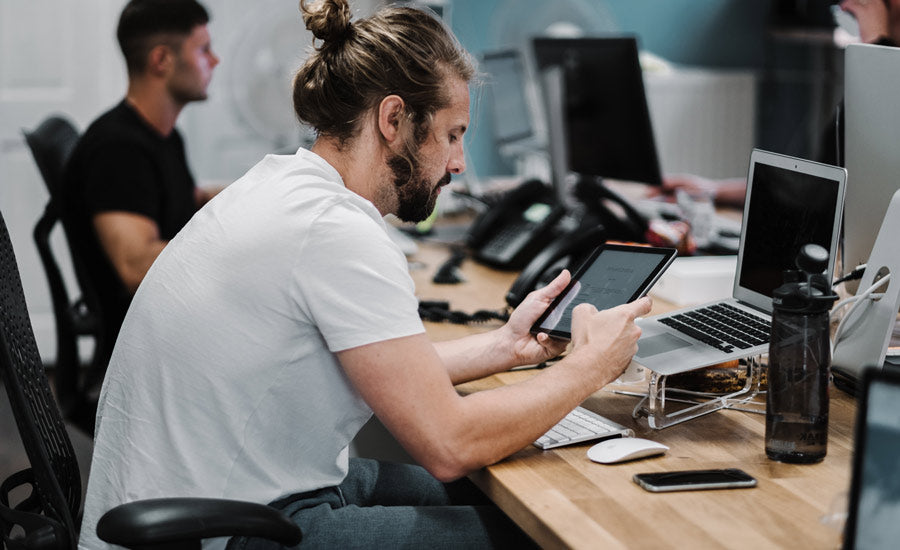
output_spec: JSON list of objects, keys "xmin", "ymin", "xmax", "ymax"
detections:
[{"xmin": 531, "ymin": 244, "xmax": 677, "ymax": 340}]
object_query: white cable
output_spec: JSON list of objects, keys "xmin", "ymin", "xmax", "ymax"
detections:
[
  {"xmin": 831, "ymin": 274, "xmax": 891, "ymax": 354},
  {"xmin": 832, "ymin": 294, "xmax": 863, "ymax": 316},
  {"xmin": 830, "ymin": 292, "xmax": 885, "ymax": 325}
]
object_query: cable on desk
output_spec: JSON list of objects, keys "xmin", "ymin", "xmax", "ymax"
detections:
[
  {"xmin": 432, "ymin": 248, "xmax": 467, "ymax": 284},
  {"xmin": 418, "ymin": 300, "xmax": 510, "ymax": 324}
]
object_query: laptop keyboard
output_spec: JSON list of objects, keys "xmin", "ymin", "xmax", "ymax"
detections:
[
  {"xmin": 658, "ymin": 303, "xmax": 770, "ymax": 354},
  {"xmin": 533, "ymin": 406, "xmax": 633, "ymax": 450}
]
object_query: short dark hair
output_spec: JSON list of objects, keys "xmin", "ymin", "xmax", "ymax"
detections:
[{"xmin": 117, "ymin": 0, "xmax": 210, "ymax": 76}]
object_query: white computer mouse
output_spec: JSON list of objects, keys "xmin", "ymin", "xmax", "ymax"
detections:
[{"xmin": 587, "ymin": 437, "xmax": 669, "ymax": 464}]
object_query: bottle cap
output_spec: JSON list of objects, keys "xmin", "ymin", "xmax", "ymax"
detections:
[{"xmin": 772, "ymin": 244, "xmax": 837, "ymax": 314}]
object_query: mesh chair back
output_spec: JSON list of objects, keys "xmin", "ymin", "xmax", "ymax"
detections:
[
  {"xmin": 23, "ymin": 115, "xmax": 106, "ymax": 434},
  {"xmin": 22, "ymin": 116, "xmax": 79, "ymax": 197},
  {"xmin": 0, "ymin": 209, "xmax": 81, "ymax": 549}
]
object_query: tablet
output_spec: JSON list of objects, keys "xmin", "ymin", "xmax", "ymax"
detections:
[{"xmin": 530, "ymin": 244, "xmax": 677, "ymax": 340}]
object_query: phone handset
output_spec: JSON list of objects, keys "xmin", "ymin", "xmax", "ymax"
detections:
[
  {"xmin": 505, "ymin": 225, "xmax": 607, "ymax": 307},
  {"xmin": 574, "ymin": 177, "xmax": 649, "ymax": 243}
]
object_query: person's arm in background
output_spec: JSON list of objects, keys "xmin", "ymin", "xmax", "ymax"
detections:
[
  {"xmin": 93, "ymin": 212, "xmax": 166, "ymax": 294},
  {"xmin": 194, "ymin": 183, "xmax": 227, "ymax": 207},
  {"xmin": 93, "ymin": 179, "xmax": 227, "ymax": 294},
  {"xmin": 840, "ymin": 0, "xmax": 892, "ymax": 44},
  {"xmin": 647, "ymin": 174, "xmax": 747, "ymax": 208}
]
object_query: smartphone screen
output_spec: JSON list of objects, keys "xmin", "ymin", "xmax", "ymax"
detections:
[{"xmin": 633, "ymin": 468, "xmax": 757, "ymax": 492}]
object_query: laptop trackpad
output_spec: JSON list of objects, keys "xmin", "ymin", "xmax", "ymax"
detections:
[{"xmin": 637, "ymin": 333, "xmax": 693, "ymax": 358}]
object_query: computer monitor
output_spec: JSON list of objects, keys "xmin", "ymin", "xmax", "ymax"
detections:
[
  {"xmin": 844, "ymin": 368, "xmax": 900, "ymax": 550},
  {"xmin": 531, "ymin": 36, "xmax": 663, "ymax": 187},
  {"xmin": 842, "ymin": 43, "xmax": 900, "ymax": 285},
  {"xmin": 540, "ymin": 64, "xmax": 571, "ymax": 207},
  {"xmin": 482, "ymin": 49, "xmax": 537, "ymax": 147}
]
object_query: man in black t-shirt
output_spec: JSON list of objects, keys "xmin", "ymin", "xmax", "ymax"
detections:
[{"xmin": 62, "ymin": 0, "xmax": 220, "ymax": 353}]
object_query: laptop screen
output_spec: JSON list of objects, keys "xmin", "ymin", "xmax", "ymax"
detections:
[
  {"xmin": 844, "ymin": 368, "xmax": 900, "ymax": 549},
  {"xmin": 733, "ymin": 150, "xmax": 846, "ymax": 312}
]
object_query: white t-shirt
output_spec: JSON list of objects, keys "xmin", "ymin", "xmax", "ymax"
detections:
[{"xmin": 78, "ymin": 148, "xmax": 425, "ymax": 549}]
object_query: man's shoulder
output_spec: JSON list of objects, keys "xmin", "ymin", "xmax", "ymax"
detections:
[
  {"xmin": 248, "ymin": 151, "xmax": 369, "ymax": 214},
  {"xmin": 79, "ymin": 101, "xmax": 153, "ymax": 152}
]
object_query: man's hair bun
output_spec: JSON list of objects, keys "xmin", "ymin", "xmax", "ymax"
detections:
[{"xmin": 301, "ymin": 0, "xmax": 352, "ymax": 46}]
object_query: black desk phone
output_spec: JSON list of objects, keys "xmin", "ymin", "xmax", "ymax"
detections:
[
  {"xmin": 466, "ymin": 179, "xmax": 567, "ymax": 271},
  {"xmin": 466, "ymin": 178, "xmax": 651, "ymax": 308}
]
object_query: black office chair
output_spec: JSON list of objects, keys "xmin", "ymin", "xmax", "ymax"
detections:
[
  {"xmin": 23, "ymin": 115, "xmax": 107, "ymax": 434},
  {"xmin": 22, "ymin": 116, "xmax": 78, "ymax": 198},
  {"xmin": 0, "ymin": 208, "xmax": 303, "ymax": 549}
]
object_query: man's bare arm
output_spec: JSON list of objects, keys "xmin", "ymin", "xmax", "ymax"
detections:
[
  {"xmin": 432, "ymin": 271, "xmax": 571, "ymax": 384},
  {"xmin": 337, "ymin": 297, "xmax": 651, "ymax": 482},
  {"xmin": 93, "ymin": 211, "xmax": 167, "ymax": 293}
]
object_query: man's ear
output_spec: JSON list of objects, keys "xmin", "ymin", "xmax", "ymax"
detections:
[
  {"xmin": 146, "ymin": 44, "xmax": 174, "ymax": 77},
  {"xmin": 377, "ymin": 95, "xmax": 405, "ymax": 145}
]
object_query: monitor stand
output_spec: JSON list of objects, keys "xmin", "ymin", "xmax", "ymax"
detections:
[{"xmin": 833, "ymin": 189, "xmax": 900, "ymax": 379}]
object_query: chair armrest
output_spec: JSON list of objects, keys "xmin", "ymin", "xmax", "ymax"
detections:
[{"xmin": 96, "ymin": 497, "xmax": 302, "ymax": 548}]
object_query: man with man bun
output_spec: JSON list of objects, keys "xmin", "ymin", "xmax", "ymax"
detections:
[{"xmin": 78, "ymin": 1, "xmax": 651, "ymax": 547}]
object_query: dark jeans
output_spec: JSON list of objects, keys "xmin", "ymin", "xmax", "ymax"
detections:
[{"xmin": 228, "ymin": 458, "xmax": 536, "ymax": 549}]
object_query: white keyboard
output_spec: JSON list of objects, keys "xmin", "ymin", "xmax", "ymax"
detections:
[{"xmin": 533, "ymin": 406, "xmax": 634, "ymax": 450}]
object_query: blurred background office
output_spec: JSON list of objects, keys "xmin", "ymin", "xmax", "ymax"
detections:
[{"xmin": 0, "ymin": 0, "xmax": 852, "ymax": 362}]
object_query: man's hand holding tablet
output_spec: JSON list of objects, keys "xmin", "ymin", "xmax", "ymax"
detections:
[{"xmin": 531, "ymin": 244, "xmax": 677, "ymax": 340}]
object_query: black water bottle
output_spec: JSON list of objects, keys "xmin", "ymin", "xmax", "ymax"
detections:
[{"xmin": 765, "ymin": 244, "xmax": 838, "ymax": 463}]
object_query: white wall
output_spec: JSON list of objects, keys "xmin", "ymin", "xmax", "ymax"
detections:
[
  {"xmin": 645, "ymin": 68, "xmax": 757, "ymax": 180},
  {"xmin": 1, "ymin": 0, "xmax": 125, "ymax": 362}
]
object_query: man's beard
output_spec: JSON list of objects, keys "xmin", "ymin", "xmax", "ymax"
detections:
[
  {"xmin": 169, "ymin": 78, "xmax": 209, "ymax": 104},
  {"xmin": 387, "ymin": 152, "xmax": 450, "ymax": 222},
  {"xmin": 169, "ymin": 58, "xmax": 210, "ymax": 104}
]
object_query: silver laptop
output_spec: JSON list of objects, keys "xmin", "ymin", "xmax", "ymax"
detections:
[{"xmin": 633, "ymin": 149, "xmax": 847, "ymax": 376}]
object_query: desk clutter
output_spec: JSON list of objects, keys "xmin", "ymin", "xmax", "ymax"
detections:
[
  {"xmin": 406, "ymin": 37, "xmax": 900, "ymax": 549},
  {"xmin": 414, "ymin": 147, "xmax": 898, "ymax": 487},
  {"xmin": 410, "ymin": 201, "xmax": 882, "ymax": 548}
]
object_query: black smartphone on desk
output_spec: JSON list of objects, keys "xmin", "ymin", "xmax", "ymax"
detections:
[
  {"xmin": 530, "ymin": 243, "xmax": 677, "ymax": 340},
  {"xmin": 633, "ymin": 468, "xmax": 757, "ymax": 493}
]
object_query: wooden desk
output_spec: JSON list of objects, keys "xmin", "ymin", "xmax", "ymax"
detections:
[{"xmin": 411, "ymin": 241, "xmax": 855, "ymax": 550}]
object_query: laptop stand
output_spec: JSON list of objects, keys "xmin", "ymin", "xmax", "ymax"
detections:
[{"xmin": 630, "ymin": 355, "xmax": 766, "ymax": 429}]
